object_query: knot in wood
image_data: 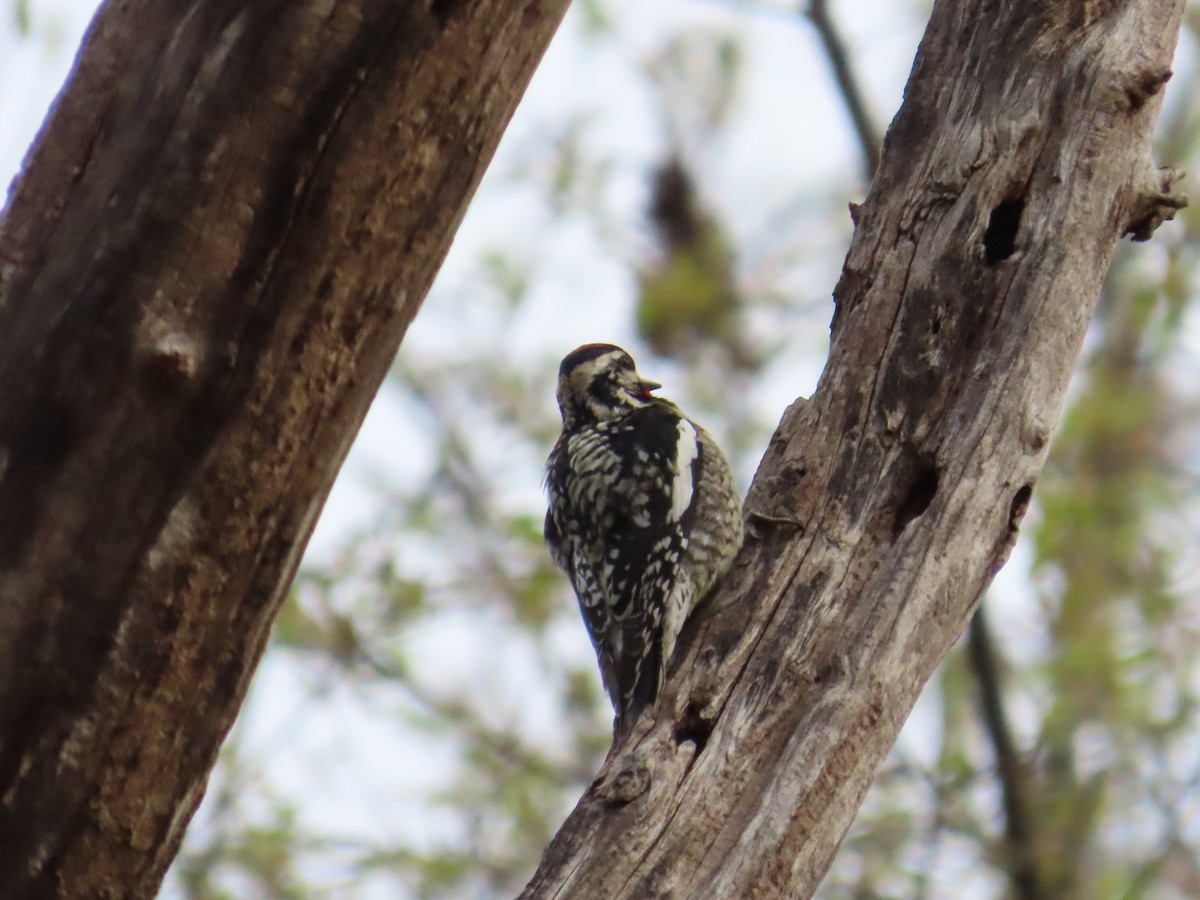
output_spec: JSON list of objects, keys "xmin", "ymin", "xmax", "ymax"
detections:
[
  {"xmin": 1123, "ymin": 165, "xmax": 1187, "ymax": 242},
  {"xmin": 598, "ymin": 759, "xmax": 651, "ymax": 806},
  {"xmin": 1122, "ymin": 67, "xmax": 1172, "ymax": 112},
  {"xmin": 1020, "ymin": 409, "xmax": 1050, "ymax": 451}
]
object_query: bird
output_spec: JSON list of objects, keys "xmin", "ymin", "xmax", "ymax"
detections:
[{"xmin": 544, "ymin": 343, "xmax": 743, "ymax": 740}]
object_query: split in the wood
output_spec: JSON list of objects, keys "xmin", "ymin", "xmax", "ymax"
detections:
[
  {"xmin": 745, "ymin": 453, "xmax": 809, "ymax": 536},
  {"xmin": 746, "ymin": 510, "xmax": 806, "ymax": 536}
]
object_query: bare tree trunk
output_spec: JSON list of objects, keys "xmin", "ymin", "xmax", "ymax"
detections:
[
  {"xmin": 0, "ymin": 1, "xmax": 567, "ymax": 896},
  {"xmin": 522, "ymin": 1, "xmax": 1186, "ymax": 897}
]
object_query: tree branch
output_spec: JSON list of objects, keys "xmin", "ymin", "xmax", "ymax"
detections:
[
  {"xmin": 0, "ymin": 0, "xmax": 569, "ymax": 894},
  {"xmin": 805, "ymin": 0, "xmax": 881, "ymax": 181},
  {"xmin": 966, "ymin": 608, "xmax": 1043, "ymax": 900},
  {"xmin": 805, "ymin": 9, "xmax": 1045, "ymax": 893},
  {"xmin": 523, "ymin": 1, "xmax": 1186, "ymax": 896},
  {"xmin": 803, "ymin": 11, "xmax": 1048, "ymax": 895}
]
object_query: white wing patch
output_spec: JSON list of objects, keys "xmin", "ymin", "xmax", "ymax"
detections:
[{"xmin": 669, "ymin": 419, "xmax": 699, "ymax": 521}]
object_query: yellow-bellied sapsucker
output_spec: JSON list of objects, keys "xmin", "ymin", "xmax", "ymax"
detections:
[{"xmin": 544, "ymin": 343, "xmax": 743, "ymax": 739}]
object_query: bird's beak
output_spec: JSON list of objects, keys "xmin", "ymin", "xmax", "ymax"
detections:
[{"xmin": 639, "ymin": 379, "xmax": 661, "ymax": 398}]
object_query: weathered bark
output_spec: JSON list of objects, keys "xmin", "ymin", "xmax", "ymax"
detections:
[
  {"xmin": 522, "ymin": 1, "xmax": 1186, "ymax": 898},
  {"xmin": 0, "ymin": 0, "xmax": 566, "ymax": 896}
]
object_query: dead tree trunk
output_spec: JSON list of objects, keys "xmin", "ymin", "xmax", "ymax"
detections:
[
  {"xmin": 0, "ymin": 1, "xmax": 567, "ymax": 896},
  {"xmin": 522, "ymin": 1, "xmax": 1186, "ymax": 897}
]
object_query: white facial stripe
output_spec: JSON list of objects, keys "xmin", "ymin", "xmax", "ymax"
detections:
[
  {"xmin": 669, "ymin": 419, "xmax": 698, "ymax": 520},
  {"xmin": 571, "ymin": 353, "xmax": 621, "ymax": 392}
]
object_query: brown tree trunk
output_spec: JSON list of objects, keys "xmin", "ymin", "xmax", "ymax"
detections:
[
  {"xmin": 522, "ymin": 1, "xmax": 1186, "ymax": 897},
  {"xmin": 0, "ymin": 1, "xmax": 567, "ymax": 896}
]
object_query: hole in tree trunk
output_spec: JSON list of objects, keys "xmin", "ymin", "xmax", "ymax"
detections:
[
  {"xmin": 429, "ymin": 0, "xmax": 466, "ymax": 28},
  {"xmin": 674, "ymin": 702, "xmax": 713, "ymax": 756},
  {"xmin": 984, "ymin": 196, "xmax": 1025, "ymax": 263},
  {"xmin": 892, "ymin": 456, "xmax": 940, "ymax": 540},
  {"xmin": 1008, "ymin": 483, "xmax": 1034, "ymax": 532}
]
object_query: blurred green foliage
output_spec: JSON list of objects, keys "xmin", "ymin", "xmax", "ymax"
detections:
[
  {"xmin": 14, "ymin": 0, "xmax": 29, "ymax": 34},
  {"xmin": 637, "ymin": 156, "xmax": 744, "ymax": 357}
]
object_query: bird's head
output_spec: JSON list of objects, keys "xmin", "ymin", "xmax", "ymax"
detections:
[{"xmin": 555, "ymin": 343, "xmax": 662, "ymax": 428}]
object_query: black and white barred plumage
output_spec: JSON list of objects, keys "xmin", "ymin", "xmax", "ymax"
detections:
[{"xmin": 544, "ymin": 344, "xmax": 743, "ymax": 739}]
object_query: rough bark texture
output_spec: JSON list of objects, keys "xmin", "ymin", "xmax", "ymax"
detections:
[
  {"xmin": 522, "ymin": 1, "xmax": 1186, "ymax": 898},
  {"xmin": 0, "ymin": 0, "xmax": 567, "ymax": 896}
]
